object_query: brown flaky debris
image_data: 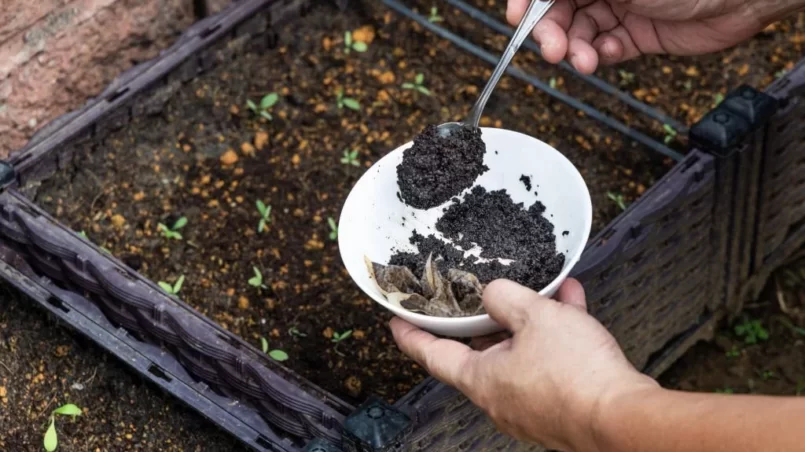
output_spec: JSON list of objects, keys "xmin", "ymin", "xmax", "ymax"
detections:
[{"xmin": 365, "ymin": 255, "xmax": 485, "ymax": 317}]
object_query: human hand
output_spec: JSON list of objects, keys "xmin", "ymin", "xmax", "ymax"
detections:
[
  {"xmin": 507, "ymin": 0, "xmax": 804, "ymax": 74},
  {"xmin": 390, "ymin": 278, "xmax": 658, "ymax": 450}
]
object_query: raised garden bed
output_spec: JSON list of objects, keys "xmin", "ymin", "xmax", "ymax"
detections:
[{"xmin": 2, "ymin": 0, "xmax": 805, "ymax": 450}]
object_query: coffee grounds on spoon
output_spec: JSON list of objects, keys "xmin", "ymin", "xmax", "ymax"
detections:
[{"xmin": 396, "ymin": 125, "xmax": 488, "ymax": 209}]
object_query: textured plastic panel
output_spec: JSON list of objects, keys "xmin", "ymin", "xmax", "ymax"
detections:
[{"xmin": 743, "ymin": 60, "xmax": 805, "ymax": 302}]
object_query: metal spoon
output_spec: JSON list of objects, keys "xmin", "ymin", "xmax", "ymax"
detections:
[{"xmin": 437, "ymin": 0, "xmax": 555, "ymax": 137}]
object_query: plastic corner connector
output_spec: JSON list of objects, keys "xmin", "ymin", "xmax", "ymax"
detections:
[{"xmin": 342, "ymin": 397, "xmax": 412, "ymax": 452}]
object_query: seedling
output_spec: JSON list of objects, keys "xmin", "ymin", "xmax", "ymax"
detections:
[
  {"xmin": 256, "ymin": 200, "xmax": 272, "ymax": 233},
  {"xmin": 260, "ymin": 337, "xmax": 289, "ymax": 361},
  {"xmin": 289, "ymin": 326, "xmax": 307, "ymax": 337},
  {"xmin": 776, "ymin": 69, "xmax": 788, "ymax": 79},
  {"xmin": 340, "ymin": 149, "xmax": 360, "ymax": 167},
  {"xmin": 663, "ymin": 124, "xmax": 678, "ymax": 145},
  {"xmin": 725, "ymin": 345, "xmax": 741, "ymax": 359},
  {"xmin": 428, "ymin": 7, "xmax": 444, "ymax": 23},
  {"xmin": 157, "ymin": 217, "xmax": 187, "ymax": 240},
  {"xmin": 332, "ymin": 329, "xmax": 352, "ymax": 343},
  {"xmin": 78, "ymin": 230, "xmax": 88, "ymax": 239},
  {"xmin": 328, "ymin": 217, "xmax": 339, "ymax": 241},
  {"xmin": 618, "ymin": 70, "xmax": 635, "ymax": 86},
  {"xmin": 401, "ymin": 73, "xmax": 432, "ymax": 96},
  {"xmin": 734, "ymin": 317, "xmax": 769, "ymax": 345},
  {"xmin": 757, "ymin": 370, "xmax": 776, "ymax": 381},
  {"xmin": 713, "ymin": 93, "xmax": 725, "ymax": 106},
  {"xmin": 607, "ymin": 191, "xmax": 627, "ymax": 211},
  {"xmin": 158, "ymin": 275, "xmax": 185, "ymax": 296},
  {"xmin": 246, "ymin": 93, "xmax": 279, "ymax": 121},
  {"xmin": 343, "ymin": 31, "xmax": 368, "ymax": 54},
  {"xmin": 336, "ymin": 88, "xmax": 361, "ymax": 111},
  {"xmin": 249, "ymin": 266, "xmax": 267, "ymax": 289},
  {"xmin": 44, "ymin": 403, "xmax": 82, "ymax": 452},
  {"xmin": 548, "ymin": 77, "xmax": 557, "ymax": 89},
  {"xmin": 715, "ymin": 387, "xmax": 734, "ymax": 394},
  {"xmin": 682, "ymin": 80, "xmax": 693, "ymax": 92}
]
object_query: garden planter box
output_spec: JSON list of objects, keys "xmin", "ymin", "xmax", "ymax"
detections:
[{"xmin": 1, "ymin": 0, "xmax": 803, "ymax": 450}]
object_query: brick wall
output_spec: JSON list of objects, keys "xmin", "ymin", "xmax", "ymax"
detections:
[{"xmin": 0, "ymin": 0, "xmax": 233, "ymax": 158}]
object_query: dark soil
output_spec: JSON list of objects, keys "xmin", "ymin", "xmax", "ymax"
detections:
[
  {"xmin": 397, "ymin": 124, "xmax": 488, "ymax": 209},
  {"xmin": 519, "ymin": 175, "xmax": 532, "ymax": 192},
  {"xmin": 389, "ymin": 186, "xmax": 564, "ymax": 293},
  {"xmin": 27, "ymin": 0, "xmax": 805, "ymax": 411},
  {"xmin": 0, "ymin": 288, "xmax": 244, "ymax": 452}
]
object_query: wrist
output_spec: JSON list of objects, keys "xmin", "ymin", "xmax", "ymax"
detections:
[{"xmin": 585, "ymin": 373, "xmax": 661, "ymax": 452}]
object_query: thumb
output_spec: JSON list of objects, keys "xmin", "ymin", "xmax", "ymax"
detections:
[
  {"xmin": 390, "ymin": 317, "xmax": 476, "ymax": 391},
  {"xmin": 483, "ymin": 279, "xmax": 554, "ymax": 332}
]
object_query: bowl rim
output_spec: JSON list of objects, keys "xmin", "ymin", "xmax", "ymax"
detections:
[{"xmin": 339, "ymin": 127, "xmax": 593, "ymax": 325}]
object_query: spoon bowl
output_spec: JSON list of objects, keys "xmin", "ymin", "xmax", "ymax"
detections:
[{"xmin": 338, "ymin": 128, "xmax": 592, "ymax": 337}]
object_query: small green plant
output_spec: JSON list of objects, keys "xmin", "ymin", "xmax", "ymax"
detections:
[
  {"xmin": 246, "ymin": 93, "xmax": 279, "ymax": 121},
  {"xmin": 725, "ymin": 345, "xmax": 741, "ymax": 359},
  {"xmin": 715, "ymin": 387, "xmax": 734, "ymax": 394},
  {"xmin": 158, "ymin": 275, "xmax": 185, "ymax": 296},
  {"xmin": 401, "ymin": 73, "xmax": 432, "ymax": 96},
  {"xmin": 336, "ymin": 88, "xmax": 361, "ymax": 111},
  {"xmin": 428, "ymin": 6, "xmax": 443, "ymax": 23},
  {"xmin": 607, "ymin": 191, "xmax": 627, "ymax": 211},
  {"xmin": 343, "ymin": 31, "xmax": 368, "ymax": 54},
  {"xmin": 289, "ymin": 326, "xmax": 307, "ymax": 337},
  {"xmin": 548, "ymin": 77, "xmax": 557, "ymax": 89},
  {"xmin": 78, "ymin": 230, "xmax": 88, "ymax": 239},
  {"xmin": 758, "ymin": 370, "xmax": 776, "ymax": 381},
  {"xmin": 249, "ymin": 266, "xmax": 267, "ymax": 289},
  {"xmin": 340, "ymin": 149, "xmax": 360, "ymax": 167},
  {"xmin": 713, "ymin": 93, "xmax": 725, "ymax": 106},
  {"xmin": 328, "ymin": 217, "xmax": 338, "ymax": 241},
  {"xmin": 734, "ymin": 317, "xmax": 769, "ymax": 345},
  {"xmin": 776, "ymin": 69, "xmax": 788, "ymax": 79},
  {"xmin": 157, "ymin": 217, "xmax": 187, "ymax": 240},
  {"xmin": 663, "ymin": 124, "xmax": 678, "ymax": 145},
  {"xmin": 618, "ymin": 70, "xmax": 635, "ymax": 86},
  {"xmin": 44, "ymin": 403, "xmax": 82, "ymax": 452},
  {"xmin": 256, "ymin": 200, "xmax": 272, "ymax": 233},
  {"xmin": 332, "ymin": 329, "xmax": 352, "ymax": 343},
  {"xmin": 260, "ymin": 337, "xmax": 289, "ymax": 361},
  {"xmin": 682, "ymin": 80, "xmax": 693, "ymax": 92}
]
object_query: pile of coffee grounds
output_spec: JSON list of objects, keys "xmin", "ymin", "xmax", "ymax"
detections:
[
  {"xmin": 396, "ymin": 125, "xmax": 488, "ymax": 209},
  {"xmin": 520, "ymin": 175, "xmax": 532, "ymax": 191},
  {"xmin": 389, "ymin": 187, "xmax": 565, "ymax": 291}
]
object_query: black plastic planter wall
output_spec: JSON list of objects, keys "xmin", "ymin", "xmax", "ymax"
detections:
[{"xmin": 1, "ymin": 1, "xmax": 804, "ymax": 451}]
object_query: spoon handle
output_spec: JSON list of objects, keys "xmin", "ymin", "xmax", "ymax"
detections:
[{"xmin": 466, "ymin": 0, "xmax": 555, "ymax": 128}]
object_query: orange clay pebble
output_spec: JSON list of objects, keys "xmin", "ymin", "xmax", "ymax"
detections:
[{"xmin": 220, "ymin": 149, "xmax": 238, "ymax": 165}]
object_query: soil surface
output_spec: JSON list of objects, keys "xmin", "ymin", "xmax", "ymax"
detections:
[
  {"xmin": 22, "ymin": 0, "xmax": 805, "ymax": 427},
  {"xmin": 397, "ymin": 125, "xmax": 488, "ymax": 209}
]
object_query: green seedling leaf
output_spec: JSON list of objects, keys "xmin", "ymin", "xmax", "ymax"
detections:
[
  {"xmin": 261, "ymin": 337, "xmax": 269, "ymax": 354},
  {"xmin": 415, "ymin": 73, "xmax": 424, "ymax": 85},
  {"xmin": 53, "ymin": 404, "xmax": 82, "ymax": 417},
  {"xmin": 173, "ymin": 217, "xmax": 188, "ymax": 230},
  {"xmin": 78, "ymin": 231, "xmax": 88, "ymax": 239},
  {"xmin": 269, "ymin": 350, "xmax": 289, "ymax": 361},
  {"xmin": 352, "ymin": 42, "xmax": 368, "ymax": 52},
  {"xmin": 246, "ymin": 100, "xmax": 258, "ymax": 111},
  {"xmin": 663, "ymin": 124, "xmax": 677, "ymax": 136},
  {"xmin": 261, "ymin": 93, "xmax": 279, "ymax": 109},
  {"xmin": 401, "ymin": 83, "xmax": 415, "ymax": 90},
  {"xmin": 332, "ymin": 329, "xmax": 352, "ymax": 343},
  {"xmin": 158, "ymin": 282, "xmax": 173, "ymax": 293},
  {"xmin": 249, "ymin": 267, "xmax": 264, "ymax": 288},
  {"xmin": 417, "ymin": 86, "xmax": 432, "ymax": 96},
  {"xmin": 344, "ymin": 31, "xmax": 352, "ymax": 47},
  {"xmin": 173, "ymin": 275, "xmax": 185, "ymax": 294},
  {"xmin": 342, "ymin": 98, "xmax": 361, "ymax": 111},
  {"xmin": 44, "ymin": 418, "xmax": 57, "ymax": 452},
  {"xmin": 256, "ymin": 200, "xmax": 268, "ymax": 217},
  {"xmin": 260, "ymin": 111, "xmax": 273, "ymax": 121},
  {"xmin": 328, "ymin": 217, "xmax": 338, "ymax": 241},
  {"xmin": 549, "ymin": 77, "xmax": 557, "ymax": 89},
  {"xmin": 289, "ymin": 327, "xmax": 307, "ymax": 337}
]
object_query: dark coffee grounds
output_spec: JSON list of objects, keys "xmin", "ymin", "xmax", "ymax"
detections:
[
  {"xmin": 520, "ymin": 175, "xmax": 532, "ymax": 191},
  {"xmin": 396, "ymin": 125, "xmax": 488, "ymax": 209},
  {"xmin": 389, "ymin": 187, "xmax": 565, "ymax": 292}
]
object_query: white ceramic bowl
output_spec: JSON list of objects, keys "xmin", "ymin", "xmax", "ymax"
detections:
[{"xmin": 339, "ymin": 128, "xmax": 592, "ymax": 337}]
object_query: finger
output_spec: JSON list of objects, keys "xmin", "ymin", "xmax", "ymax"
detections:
[
  {"xmin": 470, "ymin": 331, "xmax": 512, "ymax": 351},
  {"xmin": 390, "ymin": 317, "xmax": 476, "ymax": 389},
  {"xmin": 530, "ymin": 0, "xmax": 576, "ymax": 64},
  {"xmin": 505, "ymin": 0, "xmax": 529, "ymax": 26},
  {"xmin": 556, "ymin": 277, "xmax": 587, "ymax": 311},
  {"xmin": 566, "ymin": 1, "xmax": 620, "ymax": 73},
  {"xmin": 592, "ymin": 26, "xmax": 639, "ymax": 65},
  {"xmin": 483, "ymin": 279, "xmax": 551, "ymax": 332}
]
